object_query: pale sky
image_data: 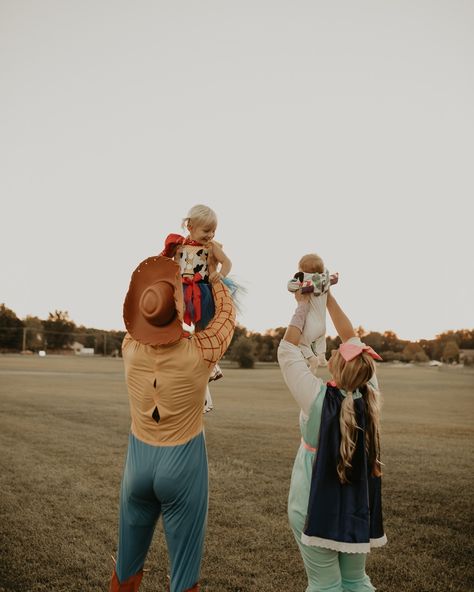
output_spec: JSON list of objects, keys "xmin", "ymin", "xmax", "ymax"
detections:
[{"xmin": 1, "ymin": 1, "xmax": 472, "ymax": 341}]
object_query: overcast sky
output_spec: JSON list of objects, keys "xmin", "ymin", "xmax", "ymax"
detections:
[{"xmin": 1, "ymin": 0, "xmax": 472, "ymax": 341}]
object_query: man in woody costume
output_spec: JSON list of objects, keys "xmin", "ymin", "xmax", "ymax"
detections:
[{"xmin": 109, "ymin": 255, "xmax": 235, "ymax": 592}]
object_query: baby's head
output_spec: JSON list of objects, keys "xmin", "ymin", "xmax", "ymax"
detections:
[
  {"xmin": 298, "ymin": 253, "xmax": 325, "ymax": 274},
  {"xmin": 182, "ymin": 204, "xmax": 217, "ymax": 244}
]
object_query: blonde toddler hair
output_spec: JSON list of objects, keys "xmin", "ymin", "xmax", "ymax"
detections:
[
  {"xmin": 182, "ymin": 204, "xmax": 217, "ymax": 232},
  {"xmin": 299, "ymin": 253, "xmax": 325, "ymax": 274},
  {"xmin": 328, "ymin": 350, "xmax": 382, "ymax": 484}
]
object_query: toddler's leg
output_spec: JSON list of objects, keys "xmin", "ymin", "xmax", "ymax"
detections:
[
  {"xmin": 209, "ymin": 363, "xmax": 223, "ymax": 382},
  {"xmin": 302, "ymin": 295, "xmax": 327, "ymax": 344},
  {"xmin": 299, "ymin": 294, "xmax": 327, "ymax": 376},
  {"xmin": 203, "ymin": 385, "xmax": 213, "ymax": 414},
  {"xmin": 298, "ymin": 344, "xmax": 320, "ymax": 376},
  {"xmin": 205, "ymin": 362, "xmax": 223, "ymax": 413},
  {"xmin": 299, "ymin": 343, "xmax": 315, "ymax": 360},
  {"xmin": 312, "ymin": 335, "xmax": 328, "ymax": 367},
  {"xmin": 307, "ymin": 354, "xmax": 320, "ymax": 376},
  {"xmin": 339, "ymin": 553, "xmax": 375, "ymax": 592}
]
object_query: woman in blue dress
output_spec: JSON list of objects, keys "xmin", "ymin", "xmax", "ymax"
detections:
[{"xmin": 278, "ymin": 290, "xmax": 387, "ymax": 592}]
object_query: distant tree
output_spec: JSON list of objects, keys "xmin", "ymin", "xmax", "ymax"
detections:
[
  {"xmin": 83, "ymin": 333, "xmax": 97, "ymax": 349},
  {"xmin": 43, "ymin": 310, "xmax": 76, "ymax": 350},
  {"xmin": 442, "ymin": 341, "xmax": 460, "ymax": 363},
  {"xmin": 417, "ymin": 339, "xmax": 436, "ymax": 361},
  {"xmin": 95, "ymin": 330, "xmax": 126, "ymax": 355},
  {"xmin": 94, "ymin": 333, "xmax": 108, "ymax": 355},
  {"xmin": 272, "ymin": 327, "xmax": 286, "ymax": 342},
  {"xmin": 380, "ymin": 350, "xmax": 403, "ymax": 362},
  {"xmin": 456, "ymin": 329, "xmax": 474, "ymax": 349},
  {"xmin": 225, "ymin": 324, "xmax": 248, "ymax": 359},
  {"xmin": 437, "ymin": 330, "xmax": 461, "ymax": 346},
  {"xmin": 463, "ymin": 353, "xmax": 474, "ymax": 366},
  {"xmin": 257, "ymin": 328, "xmax": 285, "ymax": 362},
  {"xmin": 402, "ymin": 342, "xmax": 429, "ymax": 363},
  {"xmin": 363, "ymin": 332, "xmax": 384, "ymax": 353},
  {"xmin": 251, "ymin": 333, "xmax": 263, "ymax": 361},
  {"xmin": 230, "ymin": 335, "xmax": 256, "ymax": 368},
  {"xmin": 274, "ymin": 327, "xmax": 286, "ymax": 360},
  {"xmin": 111, "ymin": 331, "xmax": 126, "ymax": 356},
  {"xmin": 436, "ymin": 330, "xmax": 474, "ymax": 350},
  {"xmin": 382, "ymin": 331, "xmax": 405, "ymax": 353},
  {"xmin": 326, "ymin": 335, "xmax": 342, "ymax": 357},
  {"xmin": 258, "ymin": 334, "xmax": 275, "ymax": 362},
  {"xmin": 413, "ymin": 350, "xmax": 429, "ymax": 363},
  {"xmin": 24, "ymin": 316, "xmax": 45, "ymax": 351},
  {"xmin": 0, "ymin": 304, "xmax": 23, "ymax": 350}
]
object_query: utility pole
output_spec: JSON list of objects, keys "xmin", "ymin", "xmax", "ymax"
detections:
[
  {"xmin": 22, "ymin": 327, "xmax": 27, "ymax": 353},
  {"xmin": 104, "ymin": 333, "xmax": 107, "ymax": 356}
]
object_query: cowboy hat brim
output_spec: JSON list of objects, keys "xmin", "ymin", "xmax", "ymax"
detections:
[{"xmin": 123, "ymin": 256, "xmax": 184, "ymax": 346}]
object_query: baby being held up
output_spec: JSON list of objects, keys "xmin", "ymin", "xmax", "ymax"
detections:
[{"xmin": 287, "ymin": 253, "xmax": 338, "ymax": 375}]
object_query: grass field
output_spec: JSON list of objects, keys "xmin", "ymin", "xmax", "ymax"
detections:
[{"xmin": 0, "ymin": 355, "xmax": 473, "ymax": 592}]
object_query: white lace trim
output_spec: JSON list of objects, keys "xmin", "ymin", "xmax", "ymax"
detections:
[{"xmin": 300, "ymin": 533, "xmax": 387, "ymax": 554}]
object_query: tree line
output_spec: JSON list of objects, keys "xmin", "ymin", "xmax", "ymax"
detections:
[
  {"xmin": 228, "ymin": 324, "xmax": 474, "ymax": 368},
  {"xmin": 1, "ymin": 303, "xmax": 472, "ymax": 366},
  {"xmin": 0, "ymin": 304, "xmax": 124, "ymax": 355}
]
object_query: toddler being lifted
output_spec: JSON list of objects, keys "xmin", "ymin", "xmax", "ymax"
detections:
[{"xmin": 287, "ymin": 253, "xmax": 338, "ymax": 375}]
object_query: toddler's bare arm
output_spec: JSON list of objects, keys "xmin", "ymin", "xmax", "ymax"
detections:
[{"xmin": 209, "ymin": 241, "xmax": 232, "ymax": 280}]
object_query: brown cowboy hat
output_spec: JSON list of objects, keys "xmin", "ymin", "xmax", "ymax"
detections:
[{"xmin": 123, "ymin": 256, "xmax": 184, "ymax": 345}]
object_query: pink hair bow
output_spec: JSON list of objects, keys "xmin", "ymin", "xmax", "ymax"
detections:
[{"xmin": 339, "ymin": 342, "xmax": 383, "ymax": 362}]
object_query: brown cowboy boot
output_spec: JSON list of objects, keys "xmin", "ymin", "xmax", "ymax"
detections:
[{"xmin": 109, "ymin": 570, "xmax": 143, "ymax": 592}]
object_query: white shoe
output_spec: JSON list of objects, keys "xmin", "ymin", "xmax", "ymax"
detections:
[{"xmin": 209, "ymin": 364, "xmax": 223, "ymax": 382}]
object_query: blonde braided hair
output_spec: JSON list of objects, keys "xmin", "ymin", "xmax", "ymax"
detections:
[{"xmin": 328, "ymin": 349, "xmax": 383, "ymax": 484}]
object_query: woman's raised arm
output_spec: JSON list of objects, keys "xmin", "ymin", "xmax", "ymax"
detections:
[
  {"xmin": 326, "ymin": 291, "xmax": 356, "ymax": 343},
  {"xmin": 278, "ymin": 290, "xmax": 324, "ymax": 416},
  {"xmin": 282, "ymin": 292, "xmax": 310, "ymax": 346}
]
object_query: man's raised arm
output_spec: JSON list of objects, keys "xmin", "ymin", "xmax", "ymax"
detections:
[{"xmin": 194, "ymin": 282, "xmax": 236, "ymax": 367}]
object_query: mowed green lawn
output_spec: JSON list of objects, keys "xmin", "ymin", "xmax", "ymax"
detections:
[{"xmin": 0, "ymin": 355, "xmax": 473, "ymax": 592}]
